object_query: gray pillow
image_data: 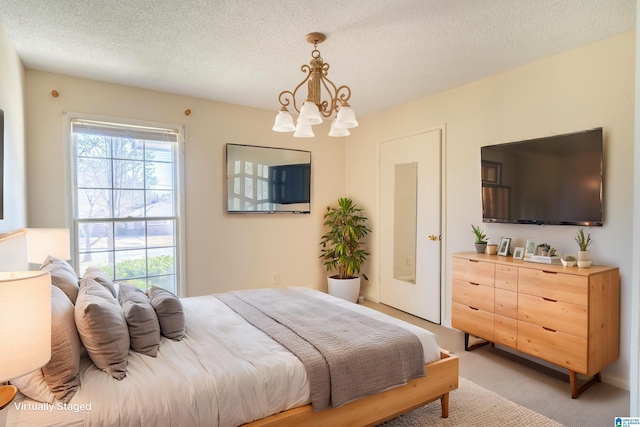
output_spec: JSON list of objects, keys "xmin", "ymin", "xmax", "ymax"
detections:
[
  {"xmin": 147, "ymin": 286, "xmax": 185, "ymax": 341},
  {"xmin": 75, "ymin": 279, "xmax": 130, "ymax": 380},
  {"xmin": 81, "ymin": 266, "xmax": 117, "ymax": 298},
  {"xmin": 42, "ymin": 285, "xmax": 81, "ymax": 402},
  {"xmin": 119, "ymin": 284, "xmax": 161, "ymax": 357},
  {"xmin": 40, "ymin": 263, "xmax": 80, "ymax": 304}
]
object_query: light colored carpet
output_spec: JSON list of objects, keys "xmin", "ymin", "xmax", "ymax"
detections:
[{"xmin": 380, "ymin": 377, "xmax": 564, "ymax": 426}]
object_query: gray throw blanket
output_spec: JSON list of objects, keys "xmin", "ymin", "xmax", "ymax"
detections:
[{"xmin": 215, "ymin": 288, "xmax": 425, "ymax": 411}]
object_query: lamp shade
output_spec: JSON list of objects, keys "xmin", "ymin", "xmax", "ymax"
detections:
[
  {"xmin": 26, "ymin": 228, "xmax": 71, "ymax": 265},
  {"xmin": 293, "ymin": 123, "xmax": 314, "ymax": 138},
  {"xmin": 328, "ymin": 120, "xmax": 350, "ymax": 137},
  {"xmin": 0, "ymin": 271, "xmax": 52, "ymax": 382},
  {"xmin": 297, "ymin": 102, "xmax": 322, "ymax": 125},
  {"xmin": 272, "ymin": 110, "xmax": 295, "ymax": 132},
  {"xmin": 334, "ymin": 106, "xmax": 359, "ymax": 129}
]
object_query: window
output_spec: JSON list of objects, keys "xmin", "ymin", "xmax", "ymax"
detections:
[{"xmin": 69, "ymin": 117, "xmax": 184, "ymax": 294}]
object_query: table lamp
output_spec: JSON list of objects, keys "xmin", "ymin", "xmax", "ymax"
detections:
[
  {"xmin": 0, "ymin": 271, "xmax": 51, "ymax": 410},
  {"xmin": 26, "ymin": 228, "xmax": 71, "ymax": 269}
]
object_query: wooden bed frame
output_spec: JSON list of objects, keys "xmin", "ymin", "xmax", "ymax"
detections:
[{"xmin": 245, "ymin": 350, "xmax": 459, "ymax": 427}]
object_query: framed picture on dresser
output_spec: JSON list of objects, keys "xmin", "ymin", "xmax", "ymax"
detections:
[{"xmin": 497, "ymin": 237, "xmax": 511, "ymax": 256}]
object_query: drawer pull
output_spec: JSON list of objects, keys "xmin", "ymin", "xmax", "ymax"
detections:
[
  {"xmin": 468, "ymin": 306, "xmax": 479, "ymax": 311},
  {"xmin": 542, "ymin": 297, "xmax": 557, "ymax": 303},
  {"xmin": 542, "ymin": 326, "xmax": 557, "ymax": 333},
  {"xmin": 542, "ymin": 270, "xmax": 557, "ymax": 275},
  {"xmin": 469, "ymin": 260, "xmax": 479, "ymax": 263},
  {"xmin": 469, "ymin": 282, "xmax": 480, "ymax": 286}
]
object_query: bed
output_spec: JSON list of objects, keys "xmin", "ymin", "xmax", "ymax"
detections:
[{"xmin": 0, "ymin": 229, "xmax": 458, "ymax": 427}]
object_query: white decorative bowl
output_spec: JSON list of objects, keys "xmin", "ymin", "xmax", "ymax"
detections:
[
  {"xmin": 561, "ymin": 259, "xmax": 576, "ymax": 267},
  {"xmin": 577, "ymin": 260, "xmax": 592, "ymax": 268}
]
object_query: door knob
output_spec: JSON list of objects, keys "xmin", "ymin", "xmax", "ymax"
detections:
[{"xmin": 428, "ymin": 234, "xmax": 439, "ymax": 241}]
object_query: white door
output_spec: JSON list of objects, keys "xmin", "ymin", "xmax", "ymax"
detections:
[{"xmin": 379, "ymin": 129, "xmax": 441, "ymax": 323}]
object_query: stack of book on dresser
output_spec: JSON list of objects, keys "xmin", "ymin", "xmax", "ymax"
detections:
[{"xmin": 523, "ymin": 255, "xmax": 562, "ymax": 265}]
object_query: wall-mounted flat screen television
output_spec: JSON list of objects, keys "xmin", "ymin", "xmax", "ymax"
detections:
[
  {"xmin": 481, "ymin": 127, "xmax": 603, "ymax": 226},
  {"xmin": 226, "ymin": 144, "xmax": 311, "ymax": 214}
]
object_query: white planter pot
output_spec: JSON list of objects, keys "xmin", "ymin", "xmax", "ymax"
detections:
[
  {"xmin": 578, "ymin": 250, "xmax": 591, "ymax": 261},
  {"xmin": 327, "ymin": 276, "xmax": 361, "ymax": 303}
]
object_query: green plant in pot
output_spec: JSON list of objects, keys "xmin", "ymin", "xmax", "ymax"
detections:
[
  {"xmin": 320, "ymin": 198, "xmax": 371, "ymax": 302},
  {"xmin": 471, "ymin": 224, "xmax": 488, "ymax": 253},
  {"xmin": 575, "ymin": 228, "xmax": 593, "ymax": 267}
]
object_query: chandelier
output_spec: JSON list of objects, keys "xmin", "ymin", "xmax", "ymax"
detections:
[{"xmin": 272, "ymin": 32, "xmax": 358, "ymax": 138}]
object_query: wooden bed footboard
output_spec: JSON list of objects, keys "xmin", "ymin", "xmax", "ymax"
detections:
[{"xmin": 244, "ymin": 349, "xmax": 459, "ymax": 427}]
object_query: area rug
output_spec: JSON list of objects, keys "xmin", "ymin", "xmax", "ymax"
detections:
[{"xmin": 380, "ymin": 377, "xmax": 564, "ymax": 426}]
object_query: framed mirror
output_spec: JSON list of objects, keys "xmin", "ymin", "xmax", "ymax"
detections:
[{"xmin": 226, "ymin": 144, "xmax": 311, "ymax": 214}]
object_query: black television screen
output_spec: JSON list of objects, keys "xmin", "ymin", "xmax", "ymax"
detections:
[
  {"xmin": 226, "ymin": 144, "xmax": 311, "ymax": 213},
  {"xmin": 481, "ymin": 127, "xmax": 603, "ymax": 226}
]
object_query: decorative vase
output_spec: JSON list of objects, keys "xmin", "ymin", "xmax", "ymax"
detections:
[
  {"xmin": 474, "ymin": 243, "xmax": 487, "ymax": 254},
  {"xmin": 486, "ymin": 244, "xmax": 498, "ymax": 255},
  {"xmin": 327, "ymin": 276, "xmax": 361, "ymax": 303},
  {"xmin": 578, "ymin": 250, "xmax": 591, "ymax": 261}
]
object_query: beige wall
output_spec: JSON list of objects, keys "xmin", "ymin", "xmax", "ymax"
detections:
[
  {"xmin": 0, "ymin": 21, "xmax": 27, "ymax": 233},
  {"xmin": 347, "ymin": 32, "xmax": 635, "ymax": 388},
  {"xmin": 25, "ymin": 71, "xmax": 345, "ymax": 296}
]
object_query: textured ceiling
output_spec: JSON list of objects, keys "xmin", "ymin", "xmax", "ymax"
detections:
[{"xmin": 0, "ymin": 0, "xmax": 636, "ymax": 117}]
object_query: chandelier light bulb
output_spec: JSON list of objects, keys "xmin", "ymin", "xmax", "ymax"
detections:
[
  {"xmin": 334, "ymin": 104, "xmax": 358, "ymax": 129},
  {"xmin": 272, "ymin": 109, "xmax": 295, "ymax": 132},
  {"xmin": 329, "ymin": 120, "xmax": 350, "ymax": 137},
  {"xmin": 293, "ymin": 122, "xmax": 314, "ymax": 138},
  {"xmin": 298, "ymin": 101, "xmax": 322, "ymax": 125}
]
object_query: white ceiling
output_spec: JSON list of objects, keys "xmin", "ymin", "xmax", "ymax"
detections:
[{"xmin": 0, "ymin": 0, "xmax": 636, "ymax": 117}]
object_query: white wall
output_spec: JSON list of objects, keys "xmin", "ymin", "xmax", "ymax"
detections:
[
  {"xmin": 24, "ymin": 71, "xmax": 345, "ymax": 297},
  {"xmin": 346, "ymin": 32, "xmax": 635, "ymax": 389},
  {"xmin": 0, "ymin": 21, "xmax": 27, "ymax": 233}
]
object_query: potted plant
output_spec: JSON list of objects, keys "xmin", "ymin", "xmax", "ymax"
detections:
[
  {"xmin": 561, "ymin": 254, "xmax": 577, "ymax": 267},
  {"xmin": 320, "ymin": 198, "xmax": 371, "ymax": 302},
  {"xmin": 575, "ymin": 228, "xmax": 592, "ymax": 267},
  {"xmin": 471, "ymin": 225, "xmax": 488, "ymax": 253}
]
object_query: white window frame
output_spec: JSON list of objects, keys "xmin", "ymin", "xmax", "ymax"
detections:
[{"xmin": 63, "ymin": 112, "xmax": 186, "ymax": 297}]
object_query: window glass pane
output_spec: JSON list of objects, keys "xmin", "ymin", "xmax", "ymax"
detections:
[
  {"xmin": 76, "ymin": 134, "xmax": 111, "ymax": 158},
  {"xmin": 234, "ymin": 160, "xmax": 240, "ymax": 174},
  {"xmin": 147, "ymin": 220, "xmax": 174, "ymax": 247},
  {"xmin": 146, "ymin": 191, "xmax": 174, "ymax": 217},
  {"xmin": 148, "ymin": 275, "xmax": 175, "ymax": 291},
  {"xmin": 113, "ymin": 189, "xmax": 145, "ymax": 218},
  {"xmin": 112, "ymin": 138, "xmax": 143, "ymax": 160},
  {"xmin": 115, "ymin": 249, "xmax": 146, "ymax": 281},
  {"xmin": 234, "ymin": 177, "xmax": 240, "ymax": 195},
  {"xmin": 77, "ymin": 157, "xmax": 111, "ymax": 188},
  {"xmin": 115, "ymin": 221, "xmax": 146, "ymax": 249},
  {"xmin": 145, "ymin": 141, "xmax": 172, "ymax": 163},
  {"xmin": 146, "ymin": 161, "xmax": 173, "ymax": 190},
  {"xmin": 148, "ymin": 247, "xmax": 175, "ymax": 276},
  {"xmin": 78, "ymin": 251, "xmax": 114, "ymax": 280},
  {"xmin": 244, "ymin": 161, "xmax": 253, "ymax": 174},
  {"xmin": 244, "ymin": 177, "xmax": 253, "ymax": 198},
  {"xmin": 113, "ymin": 160, "xmax": 144, "ymax": 189},
  {"xmin": 77, "ymin": 189, "xmax": 112, "ymax": 219},
  {"xmin": 77, "ymin": 222, "xmax": 114, "ymax": 252}
]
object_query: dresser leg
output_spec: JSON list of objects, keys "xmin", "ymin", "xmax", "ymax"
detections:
[
  {"xmin": 569, "ymin": 370, "xmax": 602, "ymax": 398},
  {"xmin": 464, "ymin": 333, "xmax": 491, "ymax": 351}
]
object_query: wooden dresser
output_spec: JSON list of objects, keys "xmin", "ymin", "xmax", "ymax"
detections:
[{"xmin": 452, "ymin": 252, "xmax": 619, "ymax": 398}]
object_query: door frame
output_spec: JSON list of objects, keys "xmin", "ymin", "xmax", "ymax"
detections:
[{"xmin": 375, "ymin": 123, "xmax": 448, "ymax": 323}]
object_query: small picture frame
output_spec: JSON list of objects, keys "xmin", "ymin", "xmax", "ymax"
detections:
[
  {"xmin": 497, "ymin": 237, "xmax": 511, "ymax": 256},
  {"xmin": 525, "ymin": 239, "xmax": 536, "ymax": 257},
  {"xmin": 512, "ymin": 247, "xmax": 525, "ymax": 260}
]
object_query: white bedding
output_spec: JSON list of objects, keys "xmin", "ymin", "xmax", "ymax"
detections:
[{"xmin": 2, "ymin": 287, "xmax": 440, "ymax": 427}]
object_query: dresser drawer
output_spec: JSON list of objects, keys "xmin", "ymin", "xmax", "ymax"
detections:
[
  {"xmin": 495, "ymin": 264, "xmax": 517, "ymax": 291},
  {"xmin": 518, "ymin": 268, "xmax": 588, "ymax": 305},
  {"xmin": 518, "ymin": 293, "xmax": 587, "ymax": 338},
  {"xmin": 452, "ymin": 257, "xmax": 494, "ymax": 286},
  {"xmin": 494, "ymin": 315, "xmax": 517, "ymax": 348},
  {"xmin": 495, "ymin": 289, "xmax": 517, "ymax": 318},
  {"xmin": 452, "ymin": 302, "xmax": 494, "ymax": 341},
  {"xmin": 517, "ymin": 321, "xmax": 587, "ymax": 373},
  {"xmin": 453, "ymin": 279, "xmax": 494, "ymax": 312}
]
